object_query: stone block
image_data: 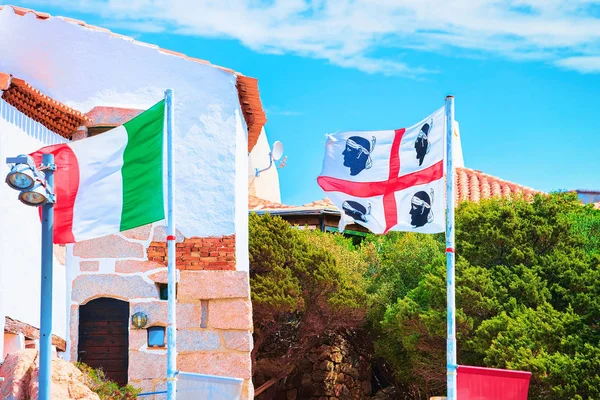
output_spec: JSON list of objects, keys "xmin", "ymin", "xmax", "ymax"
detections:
[
  {"xmin": 129, "ymin": 350, "xmax": 167, "ymax": 381},
  {"xmin": 148, "ymin": 269, "xmax": 179, "ymax": 284},
  {"xmin": 129, "ymin": 301, "xmax": 203, "ymax": 329},
  {"xmin": 122, "ymin": 224, "xmax": 152, "ymax": 240},
  {"xmin": 73, "ymin": 274, "xmax": 158, "ymax": 304},
  {"xmin": 69, "ymin": 305, "xmax": 79, "ymax": 361},
  {"xmin": 178, "ymin": 329, "xmax": 220, "ymax": 351},
  {"xmin": 73, "ymin": 234, "xmax": 144, "ymax": 259},
  {"xmin": 152, "ymin": 225, "xmax": 184, "ymax": 242},
  {"xmin": 154, "ymin": 379, "xmax": 166, "ymax": 394},
  {"xmin": 80, "ymin": 261, "xmax": 99, "ymax": 272},
  {"xmin": 129, "ymin": 379, "xmax": 153, "ymax": 395},
  {"xmin": 179, "ymin": 271, "xmax": 250, "ymax": 301},
  {"xmin": 130, "ymin": 329, "xmax": 147, "ymax": 350},
  {"xmin": 131, "ymin": 301, "xmax": 168, "ymax": 327},
  {"xmin": 208, "ymin": 299, "xmax": 252, "ymax": 330},
  {"xmin": 340, "ymin": 363, "xmax": 359, "ymax": 379},
  {"xmin": 177, "ymin": 303, "xmax": 203, "ymax": 329},
  {"xmin": 222, "ymin": 331, "xmax": 253, "ymax": 352},
  {"xmin": 330, "ymin": 351, "xmax": 343, "ymax": 363},
  {"xmin": 178, "ymin": 352, "xmax": 251, "ymax": 379},
  {"xmin": 241, "ymin": 379, "xmax": 254, "ymax": 400},
  {"xmin": 319, "ymin": 360, "xmax": 334, "ymax": 371},
  {"xmin": 115, "ymin": 260, "xmax": 164, "ymax": 274}
]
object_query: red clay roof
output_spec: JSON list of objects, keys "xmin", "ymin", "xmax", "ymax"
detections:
[
  {"xmin": 250, "ymin": 167, "xmax": 541, "ymax": 212},
  {"xmin": 249, "ymin": 195, "xmax": 296, "ymax": 210},
  {"xmin": 0, "ymin": 5, "xmax": 267, "ymax": 151},
  {"xmin": 237, "ymin": 76, "xmax": 267, "ymax": 152},
  {"xmin": 455, "ymin": 167, "xmax": 539, "ymax": 203},
  {"xmin": 0, "ymin": 72, "xmax": 91, "ymax": 138},
  {"xmin": 302, "ymin": 198, "xmax": 337, "ymax": 208}
]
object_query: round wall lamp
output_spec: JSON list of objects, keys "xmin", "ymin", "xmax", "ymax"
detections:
[{"xmin": 132, "ymin": 312, "xmax": 148, "ymax": 329}]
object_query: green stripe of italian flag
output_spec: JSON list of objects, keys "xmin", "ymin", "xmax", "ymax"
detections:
[{"xmin": 31, "ymin": 100, "xmax": 165, "ymax": 244}]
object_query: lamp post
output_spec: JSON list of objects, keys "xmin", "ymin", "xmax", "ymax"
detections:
[{"xmin": 5, "ymin": 153, "xmax": 56, "ymax": 400}]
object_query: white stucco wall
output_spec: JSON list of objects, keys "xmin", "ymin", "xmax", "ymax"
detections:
[
  {"xmin": 0, "ymin": 99, "xmax": 68, "ymax": 352},
  {"xmin": 248, "ymin": 128, "xmax": 282, "ymax": 203},
  {"xmin": 453, "ymin": 121, "xmax": 465, "ymax": 168},
  {"xmin": 0, "ymin": 6, "xmax": 247, "ymax": 239},
  {"xmin": 0, "ymin": 5, "xmax": 254, "ymax": 361}
]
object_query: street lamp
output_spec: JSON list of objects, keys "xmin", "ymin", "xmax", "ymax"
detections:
[
  {"xmin": 19, "ymin": 178, "xmax": 50, "ymax": 206},
  {"xmin": 5, "ymin": 155, "xmax": 36, "ymax": 190},
  {"xmin": 5, "ymin": 153, "xmax": 55, "ymax": 400}
]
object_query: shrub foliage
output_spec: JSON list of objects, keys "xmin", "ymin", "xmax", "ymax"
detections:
[{"xmin": 249, "ymin": 193, "xmax": 600, "ymax": 399}]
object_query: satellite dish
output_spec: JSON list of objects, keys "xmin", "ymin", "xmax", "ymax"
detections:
[
  {"xmin": 271, "ymin": 141, "xmax": 284, "ymax": 161},
  {"xmin": 255, "ymin": 140, "xmax": 286, "ymax": 177}
]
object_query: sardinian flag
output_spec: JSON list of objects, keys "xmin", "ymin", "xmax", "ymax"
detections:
[{"xmin": 317, "ymin": 106, "xmax": 446, "ymax": 234}]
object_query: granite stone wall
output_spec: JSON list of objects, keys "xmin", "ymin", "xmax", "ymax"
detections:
[{"xmin": 68, "ymin": 223, "xmax": 253, "ymax": 399}]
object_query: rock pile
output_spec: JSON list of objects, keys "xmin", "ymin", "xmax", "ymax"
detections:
[
  {"xmin": 279, "ymin": 336, "xmax": 372, "ymax": 399},
  {"xmin": 0, "ymin": 349, "xmax": 100, "ymax": 400}
]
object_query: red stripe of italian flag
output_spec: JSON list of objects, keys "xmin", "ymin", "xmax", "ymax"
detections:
[{"xmin": 31, "ymin": 100, "xmax": 165, "ymax": 245}]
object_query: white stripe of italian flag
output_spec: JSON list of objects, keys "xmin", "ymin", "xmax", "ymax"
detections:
[{"xmin": 31, "ymin": 100, "xmax": 165, "ymax": 244}]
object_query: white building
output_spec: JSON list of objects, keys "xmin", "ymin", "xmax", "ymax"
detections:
[{"xmin": 0, "ymin": 5, "xmax": 267, "ymax": 398}]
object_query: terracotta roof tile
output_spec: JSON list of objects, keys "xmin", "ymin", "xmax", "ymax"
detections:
[
  {"xmin": 0, "ymin": 72, "xmax": 90, "ymax": 138},
  {"xmin": 237, "ymin": 76, "xmax": 267, "ymax": 152},
  {"xmin": 456, "ymin": 168, "xmax": 540, "ymax": 202},
  {"xmin": 302, "ymin": 198, "xmax": 336, "ymax": 208},
  {"xmin": 249, "ymin": 195, "xmax": 296, "ymax": 210},
  {"xmin": 0, "ymin": 5, "xmax": 267, "ymax": 151}
]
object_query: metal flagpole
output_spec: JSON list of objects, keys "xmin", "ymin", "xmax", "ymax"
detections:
[
  {"xmin": 445, "ymin": 95, "xmax": 457, "ymax": 400},
  {"xmin": 39, "ymin": 153, "xmax": 55, "ymax": 400},
  {"xmin": 165, "ymin": 89, "xmax": 177, "ymax": 400}
]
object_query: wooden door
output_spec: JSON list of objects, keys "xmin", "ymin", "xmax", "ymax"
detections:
[{"xmin": 78, "ymin": 298, "xmax": 129, "ymax": 385}]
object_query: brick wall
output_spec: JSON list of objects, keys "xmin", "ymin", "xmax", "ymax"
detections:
[{"xmin": 147, "ymin": 235, "xmax": 236, "ymax": 270}]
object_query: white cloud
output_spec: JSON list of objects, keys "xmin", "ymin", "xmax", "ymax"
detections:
[
  {"xmin": 23, "ymin": 0, "xmax": 600, "ymax": 75},
  {"xmin": 555, "ymin": 56, "xmax": 600, "ymax": 72}
]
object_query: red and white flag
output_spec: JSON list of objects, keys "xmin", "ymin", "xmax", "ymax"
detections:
[{"xmin": 317, "ymin": 106, "xmax": 446, "ymax": 234}]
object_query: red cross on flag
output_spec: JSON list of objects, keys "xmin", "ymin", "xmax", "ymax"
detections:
[{"xmin": 317, "ymin": 106, "xmax": 446, "ymax": 234}]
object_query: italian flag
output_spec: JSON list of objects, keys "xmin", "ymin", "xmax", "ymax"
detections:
[{"xmin": 31, "ymin": 100, "xmax": 165, "ymax": 245}]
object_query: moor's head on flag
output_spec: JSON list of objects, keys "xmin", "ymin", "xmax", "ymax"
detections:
[
  {"xmin": 414, "ymin": 120, "xmax": 432, "ymax": 166},
  {"xmin": 410, "ymin": 189, "xmax": 434, "ymax": 228},
  {"xmin": 342, "ymin": 136, "xmax": 376, "ymax": 176},
  {"xmin": 318, "ymin": 106, "xmax": 446, "ymax": 235},
  {"xmin": 342, "ymin": 200, "xmax": 371, "ymax": 223}
]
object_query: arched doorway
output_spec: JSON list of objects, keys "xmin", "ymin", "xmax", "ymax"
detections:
[{"xmin": 78, "ymin": 298, "xmax": 129, "ymax": 385}]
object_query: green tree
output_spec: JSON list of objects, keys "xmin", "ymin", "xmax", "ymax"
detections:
[
  {"xmin": 369, "ymin": 193, "xmax": 600, "ymax": 399},
  {"xmin": 249, "ymin": 213, "xmax": 368, "ymax": 378}
]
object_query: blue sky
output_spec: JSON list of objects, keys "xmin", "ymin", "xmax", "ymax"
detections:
[{"xmin": 12, "ymin": 0, "xmax": 600, "ymax": 205}]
